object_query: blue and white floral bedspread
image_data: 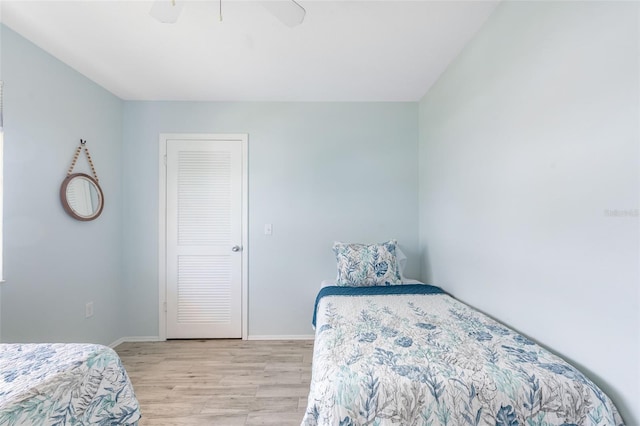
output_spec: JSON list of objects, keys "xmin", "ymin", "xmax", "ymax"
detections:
[
  {"xmin": 303, "ymin": 285, "xmax": 624, "ymax": 426},
  {"xmin": 0, "ymin": 343, "xmax": 141, "ymax": 425}
]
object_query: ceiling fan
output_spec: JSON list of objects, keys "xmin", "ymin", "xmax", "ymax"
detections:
[{"xmin": 150, "ymin": 0, "xmax": 306, "ymax": 27}]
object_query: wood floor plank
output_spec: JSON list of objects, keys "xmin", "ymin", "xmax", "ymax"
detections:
[
  {"xmin": 254, "ymin": 384, "xmax": 312, "ymax": 398},
  {"xmin": 142, "ymin": 415, "xmax": 248, "ymax": 426},
  {"xmin": 116, "ymin": 339, "xmax": 314, "ymax": 426}
]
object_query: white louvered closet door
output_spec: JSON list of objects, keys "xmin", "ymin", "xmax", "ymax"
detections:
[{"xmin": 166, "ymin": 139, "xmax": 243, "ymax": 338}]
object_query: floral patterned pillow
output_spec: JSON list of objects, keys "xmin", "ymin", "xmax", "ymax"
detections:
[{"xmin": 333, "ymin": 240, "xmax": 402, "ymax": 286}]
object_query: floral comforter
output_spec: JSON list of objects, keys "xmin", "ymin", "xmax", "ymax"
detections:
[
  {"xmin": 303, "ymin": 285, "xmax": 624, "ymax": 426},
  {"xmin": 0, "ymin": 343, "xmax": 141, "ymax": 425}
]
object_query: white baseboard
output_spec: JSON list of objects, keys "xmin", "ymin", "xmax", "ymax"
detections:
[
  {"xmin": 247, "ymin": 334, "xmax": 315, "ymax": 341},
  {"xmin": 109, "ymin": 336, "xmax": 162, "ymax": 348},
  {"xmin": 109, "ymin": 335, "xmax": 313, "ymax": 347}
]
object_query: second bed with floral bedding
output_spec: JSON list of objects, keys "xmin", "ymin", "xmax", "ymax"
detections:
[
  {"xmin": 0, "ymin": 343, "xmax": 141, "ymax": 425},
  {"xmin": 302, "ymin": 284, "xmax": 624, "ymax": 426}
]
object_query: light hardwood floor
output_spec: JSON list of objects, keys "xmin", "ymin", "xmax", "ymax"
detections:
[{"xmin": 115, "ymin": 339, "xmax": 314, "ymax": 426}]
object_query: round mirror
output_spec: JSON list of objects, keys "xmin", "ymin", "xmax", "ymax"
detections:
[{"xmin": 60, "ymin": 173, "xmax": 104, "ymax": 221}]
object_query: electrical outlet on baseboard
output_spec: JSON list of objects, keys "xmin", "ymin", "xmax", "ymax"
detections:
[{"xmin": 85, "ymin": 302, "xmax": 94, "ymax": 318}]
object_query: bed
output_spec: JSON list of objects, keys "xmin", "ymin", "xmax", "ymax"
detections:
[
  {"xmin": 0, "ymin": 343, "xmax": 141, "ymax": 425},
  {"xmin": 302, "ymin": 284, "xmax": 624, "ymax": 426}
]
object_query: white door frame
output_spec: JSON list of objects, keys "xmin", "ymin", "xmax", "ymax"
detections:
[{"xmin": 158, "ymin": 133, "xmax": 248, "ymax": 340}]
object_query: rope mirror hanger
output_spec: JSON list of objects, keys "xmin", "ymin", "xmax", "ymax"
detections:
[{"xmin": 60, "ymin": 139, "xmax": 104, "ymax": 221}]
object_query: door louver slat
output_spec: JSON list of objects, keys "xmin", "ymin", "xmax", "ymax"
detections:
[
  {"xmin": 177, "ymin": 257, "xmax": 232, "ymax": 323},
  {"xmin": 178, "ymin": 151, "xmax": 231, "ymax": 246}
]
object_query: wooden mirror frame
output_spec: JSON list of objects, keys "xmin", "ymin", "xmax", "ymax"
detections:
[{"xmin": 60, "ymin": 173, "xmax": 105, "ymax": 221}]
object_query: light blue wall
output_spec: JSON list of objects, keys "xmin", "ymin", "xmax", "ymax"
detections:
[
  {"xmin": 121, "ymin": 101, "xmax": 420, "ymax": 337},
  {"xmin": 0, "ymin": 24, "xmax": 420, "ymax": 341},
  {"xmin": 2, "ymin": 4, "xmax": 635, "ymax": 421},
  {"xmin": 0, "ymin": 25, "xmax": 125, "ymax": 345},
  {"xmin": 418, "ymin": 1, "xmax": 638, "ymax": 423}
]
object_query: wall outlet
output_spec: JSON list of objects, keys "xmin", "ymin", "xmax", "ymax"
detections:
[{"xmin": 85, "ymin": 302, "xmax": 94, "ymax": 318}]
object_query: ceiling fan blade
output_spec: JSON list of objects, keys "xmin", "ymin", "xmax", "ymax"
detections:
[
  {"xmin": 150, "ymin": 0, "xmax": 184, "ymax": 24},
  {"xmin": 261, "ymin": 0, "xmax": 306, "ymax": 27}
]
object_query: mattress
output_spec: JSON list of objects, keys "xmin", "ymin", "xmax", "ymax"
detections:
[
  {"xmin": 0, "ymin": 343, "xmax": 141, "ymax": 425},
  {"xmin": 302, "ymin": 284, "xmax": 624, "ymax": 426}
]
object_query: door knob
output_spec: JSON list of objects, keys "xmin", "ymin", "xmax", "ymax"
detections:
[{"xmin": 232, "ymin": 245, "xmax": 242, "ymax": 252}]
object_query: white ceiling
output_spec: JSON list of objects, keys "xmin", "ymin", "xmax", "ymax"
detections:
[{"xmin": 0, "ymin": 1, "xmax": 498, "ymax": 102}]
